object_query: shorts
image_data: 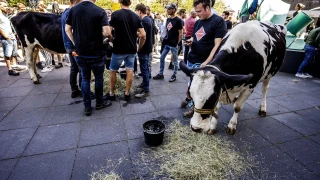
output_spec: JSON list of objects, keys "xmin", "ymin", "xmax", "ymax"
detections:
[
  {"xmin": 0, "ymin": 39, "xmax": 18, "ymax": 57},
  {"xmin": 110, "ymin": 53, "xmax": 135, "ymax": 71}
]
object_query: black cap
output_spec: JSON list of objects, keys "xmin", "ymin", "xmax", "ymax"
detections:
[{"xmin": 165, "ymin": 3, "xmax": 177, "ymax": 9}]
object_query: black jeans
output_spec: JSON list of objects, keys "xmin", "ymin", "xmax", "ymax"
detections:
[
  {"xmin": 69, "ymin": 53, "xmax": 81, "ymax": 91},
  {"xmin": 183, "ymin": 36, "xmax": 191, "ymax": 64}
]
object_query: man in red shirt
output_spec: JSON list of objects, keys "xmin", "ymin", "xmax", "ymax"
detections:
[{"xmin": 183, "ymin": 10, "xmax": 197, "ymax": 63}]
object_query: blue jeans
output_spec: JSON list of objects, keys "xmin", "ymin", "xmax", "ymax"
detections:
[
  {"xmin": 138, "ymin": 53, "xmax": 150, "ymax": 92},
  {"xmin": 110, "ymin": 53, "xmax": 135, "ymax": 71},
  {"xmin": 0, "ymin": 39, "xmax": 18, "ymax": 57},
  {"xmin": 76, "ymin": 56, "xmax": 105, "ymax": 108},
  {"xmin": 297, "ymin": 44, "xmax": 318, "ymax": 73},
  {"xmin": 69, "ymin": 53, "xmax": 81, "ymax": 91},
  {"xmin": 159, "ymin": 45, "xmax": 178, "ymax": 75}
]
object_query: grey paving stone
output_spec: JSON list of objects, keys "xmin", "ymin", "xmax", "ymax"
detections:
[
  {"xmin": 0, "ymin": 111, "xmax": 9, "ymax": 122},
  {"xmin": 0, "ymin": 78, "xmax": 17, "ymax": 89},
  {"xmin": 10, "ymin": 150, "xmax": 75, "ymax": 180},
  {"xmin": 247, "ymin": 92, "xmax": 261, "ymax": 100},
  {"xmin": 272, "ymin": 113, "xmax": 320, "ymax": 136},
  {"xmin": 268, "ymin": 95, "xmax": 314, "ymax": 111},
  {"xmin": 246, "ymin": 98, "xmax": 291, "ymax": 115},
  {"xmin": 0, "ymin": 97, "xmax": 24, "ymax": 111},
  {"xmin": 0, "ymin": 108, "xmax": 48, "ymax": 130},
  {"xmin": 0, "ymin": 86, "xmax": 34, "ymax": 98},
  {"xmin": 0, "ymin": 159, "xmax": 18, "ymax": 180},
  {"xmin": 84, "ymin": 101, "xmax": 122, "ymax": 120},
  {"xmin": 310, "ymin": 134, "xmax": 320, "ymax": 145},
  {"xmin": 224, "ymin": 104, "xmax": 262, "ymax": 121},
  {"xmin": 72, "ymin": 142, "xmax": 132, "ymax": 180},
  {"xmin": 288, "ymin": 80, "xmax": 320, "ymax": 93},
  {"xmin": 0, "ymin": 128, "xmax": 36, "ymax": 160},
  {"xmin": 167, "ymin": 82, "xmax": 188, "ymax": 94},
  {"xmin": 267, "ymin": 83, "xmax": 303, "ymax": 95},
  {"xmin": 15, "ymin": 94, "xmax": 57, "ymax": 110},
  {"xmin": 30, "ymin": 84, "xmax": 63, "ymax": 95},
  {"xmin": 243, "ymin": 117, "xmax": 302, "ymax": 144},
  {"xmin": 157, "ymin": 108, "xmax": 188, "ymax": 124},
  {"xmin": 9, "ymin": 79, "xmax": 35, "ymax": 88},
  {"xmin": 60, "ymin": 83, "xmax": 73, "ymax": 93},
  {"xmin": 120, "ymin": 98, "xmax": 156, "ymax": 116},
  {"xmin": 250, "ymin": 146, "xmax": 318, "ymax": 179},
  {"xmin": 52, "ymin": 92, "xmax": 78, "ymax": 106},
  {"xmin": 79, "ymin": 118, "xmax": 126, "ymax": 147},
  {"xmin": 278, "ymin": 138, "xmax": 320, "ymax": 176},
  {"xmin": 295, "ymin": 108, "xmax": 320, "ymax": 124},
  {"xmin": 123, "ymin": 112, "xmax": 159, "ymax": 139},
  {"xmin": 150, "ymin": 94, "xmax": 181, "ymax": 111},
  {"xmin": 292, "ymin": 93, "xmax": 320, "ymax": 107},
  {"xmin": 41, "ymin": 104, "xmax": 83, "ymax": 126},
  {"xmin": 307, "ymin": 89, "xmax": 320, "ymax": 99},
  {"xmin": 42, "ymin": 75, "xmax": 68, "ymax": 85},
  {"xmin": 149, "ymin": 84, "xmax": 174, "ymax": 96},
  {"xmin": 23, "ymin": 123, "xmax": 80, "ymax": 156}
]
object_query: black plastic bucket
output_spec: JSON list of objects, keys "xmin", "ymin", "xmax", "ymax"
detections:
[{"xmin": 143, "ymin": 120, "xmax": 165, "ymax": 146}]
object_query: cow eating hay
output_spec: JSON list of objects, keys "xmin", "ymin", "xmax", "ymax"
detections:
[{"xmin": 180, "ymin": 21, "xmax": 286, "ymax": 135}]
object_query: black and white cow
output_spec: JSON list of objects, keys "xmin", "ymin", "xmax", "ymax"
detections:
[
  {"xmin": 180, "ymin": 21, "xmax": 286, "ymax": 135},
  {"xmin": 11, "ymin": 12, "xmax": 65, "ymax": 84}
]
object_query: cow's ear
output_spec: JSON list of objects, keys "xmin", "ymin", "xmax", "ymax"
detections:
[{"xmin": 217, "ymin": 71, "xmax": 253, "ymax": 84}]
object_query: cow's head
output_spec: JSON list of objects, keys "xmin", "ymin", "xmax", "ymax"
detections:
[{"xmin": 180, "ymin": 61, "xmax": 253, "ymax": 133}]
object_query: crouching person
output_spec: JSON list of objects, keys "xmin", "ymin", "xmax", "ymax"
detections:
[{"xmin": 65, "ymin": 0, "xmax": 112, "ymax": 116}]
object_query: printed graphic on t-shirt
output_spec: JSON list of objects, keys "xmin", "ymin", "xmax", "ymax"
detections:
[
  {"xmin": 195, "ymin": 26, "xmax": 206, "ymax": 41},
  {"xmin": 167, "ymin": 22, "xmax": 173, "ymax": 31}
]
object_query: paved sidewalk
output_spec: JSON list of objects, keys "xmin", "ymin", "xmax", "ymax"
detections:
[{"xmin": 0, "ymin": 58, "xmax": 320, "ymax": 180}]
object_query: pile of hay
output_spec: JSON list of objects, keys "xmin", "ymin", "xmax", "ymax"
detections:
[
  {"xmin": 90, "ymin": 70, "xmax": 127, "ymax": 96},
  {"xmin": 90, "ymin": 171, "xmax": 122, "ymax": 180},
  {"xmin": 140, "ymin": 121, "xmax": 257, "ymax": 179}
]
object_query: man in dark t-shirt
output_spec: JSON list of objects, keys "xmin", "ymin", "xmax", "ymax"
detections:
[
  {"xmin": 222, "ymin": 11, "xmax": 232, "ymax": 31},
  {"xmin": 153, "ymin": 3, "xmax": 183, "ymax": 82},
  {"xmin": 65, "ymin": 0, "xmax": 112, "ymax": 116},
  {"xmin": 181, "ymin": 0, "xmax": 227, "ymax": 117},
  {"xmin": 135, "ymin": 3, "xmax": 153, "ymax": 98},
  {"xmin": 105, "ymin": 0, "xmax": 146, "ymax": 102}
]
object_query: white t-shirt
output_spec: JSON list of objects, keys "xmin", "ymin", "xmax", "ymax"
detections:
[{"xmin": 0, "ymin": 13, "xmax": 15, "ymax": 39}]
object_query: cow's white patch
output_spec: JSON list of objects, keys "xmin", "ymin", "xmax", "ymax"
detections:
[{"xmin": 221, "ymin": 21, "xmax": 269, "ymax": 69}]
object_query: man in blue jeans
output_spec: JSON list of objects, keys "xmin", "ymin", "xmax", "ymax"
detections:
[
  {"xmin": 65, "ymin": 0, "xmax": 112, "ymax": 116},
  {"xmin": 105, "ymin": 0, "xmax": 146, "ymax": 101},
  {"xmin": 295, "ymin": 27, "xmax": 320, "ymax": 78},
  {"xmin": 153, "ymin": 3, "xmax": 183, "ymax": 82},
  {"xmin": 134, "ymin": 3, "xmax": 153, "ymax": 98}
]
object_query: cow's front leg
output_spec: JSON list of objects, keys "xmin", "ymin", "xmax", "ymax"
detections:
[
  {"xmin": 32, "ymin": 48, "xmax": 42, "ymax": 80},
  {"xmin": 226, "ymin": 89, "xmax": 253, "ymax": 135},
  {"xmin": 259, "ymin": 78, "xmax": 270, "ymax": 117},
  {"xmin": 208, "ymin": 102, "xmax": 221, "ymax": 135}
]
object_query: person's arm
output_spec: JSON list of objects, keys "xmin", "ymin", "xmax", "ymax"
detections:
[
  {"xmin": 315, "ymin": 32, "xmax": 320, "ymax": 49},
  {"xmin": 0, "ymin": 29, "xmax": 10, "ymax": 40},
  {"xmin": 137, "ymin": 28, "xmax": 146, "ymax": 52},
  {"xmin": 65, "ymin": 24, "xmax": 75, "ymax": 45},
  {"xmin": 102, "ymin": 25, "xmax": 112, "ymax": 40},
  {"xmin": 201, "ymin": 38, "xmax": 222, "ymax": 67}
]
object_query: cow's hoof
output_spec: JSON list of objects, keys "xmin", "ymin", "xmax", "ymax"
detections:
[
  {"xmin": 191, "ymin": 125, "xmax": 202, "ymax": 133},
  {"xmin": 207, "ymin": 129, "xmax": 216, "ymax": 135},
  {"xmin": 33, "ymin": 80, "xmax": 41, "ymax": 84},
  {"xmin": 36, "ymin": 74, "xmax": 42, "ymax": 78},
  {"xmin": 226, "ymin": 127, "xmax": 236, "ymax": 135},
  {"xmin": 259, "ymin": 110, "xmax": 267, "ymax": 117}
]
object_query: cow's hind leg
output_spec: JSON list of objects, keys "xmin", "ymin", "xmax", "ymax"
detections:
[
  {"xmin": 24, "ymin": 46, "xmax": 40, "ymax": 84},
  {"xmin": 226, "ymin": 88, "xmax": 253, "ymax": 135},
  {"xmin": 259, "ymin": 78, "xmax": 270, "ymax": 117}
]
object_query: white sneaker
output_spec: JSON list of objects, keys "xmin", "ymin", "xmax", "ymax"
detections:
[
  {"xmin": 295, "ymin": 73, "xmax": 307, "ymax": 78},
  {"xmin": 41, "ymin": 66, "xmax": 52, "ymax": 73},
  {"xmin": 303, "ymin": 73, "xmax": 313, "ymax": 78}
]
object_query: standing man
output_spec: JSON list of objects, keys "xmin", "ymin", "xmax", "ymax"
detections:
[
  {"xmin": 222, "ymin": 11, "xmax": 232, "ymax": 31},
  {"xmin": 295, "ymin": 27, "xmax": 320, "ymax": 78},
  {"xmin": 181, "ymin": 0, "xmax": 227, "ymax": 117},
  {"xmin": 61, "ymin": 0, "xmax": 82, "ymax": 98},
  {"xmin": 0, "ymin": 3, "xmax": 19, "ymax": 76},
  {"xmin": 184, "ymin": 10, "xmax": 197, "ymax": 64},
  {"xmin": 153, "ymin": 3, "xmax": 183, "ymax": 82},
  {"xmin": 135, "ymin": 3, "xmax": 153, "ymax": 98},
  {"xmin": 146, "ymin": 5, "xmax": 156, "ymax": 78},
  {"xmin": 65, "ymin": 0, "xmax": 112, "ymax": 116},
  {"xmin": 52, "ymin": 0, "xmax": 60, "ymax": 14},
  {"xmin": 105, "ymin": 0, "xmax": 146, "ymax": 101}
]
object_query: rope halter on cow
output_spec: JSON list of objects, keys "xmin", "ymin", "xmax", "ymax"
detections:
[{"xmin": 192, "ymin": 65, "xmax": 232, "ymax": 119}]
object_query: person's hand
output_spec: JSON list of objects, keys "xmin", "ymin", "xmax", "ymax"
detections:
[
  {"xmin": 184, "ymin": 39, "xmax": 193, "ymax": 46},
  {"xmin": 72, "ymin": 51, "xmax": 78, "ymax": 57},
  {"xmin": 200, "ymin": 62, "xmax": 207, "ymax": 67}
]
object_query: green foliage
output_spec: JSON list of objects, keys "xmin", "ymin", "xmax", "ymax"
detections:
[
  {"xmin": 7, "ymin": 0, "xmax": 28, "ymax": 7},
  {"xmin": 95, "ymin": 0, "xmax": 113, "ymax": 9}
]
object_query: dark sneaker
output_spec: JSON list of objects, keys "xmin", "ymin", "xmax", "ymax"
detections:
[
  {"xmin": 8, "ymin": 70, "xmax": 19, "ymax": 76},
  {"xmin": 55, "ymin": 63, "xmax": 63, "ymax": 69},
  {"xmin": 104, "ymin": 93, "xmax": 116, "ymax": 101},
  {"xmin": 135, "ymin": 90, "xmax": 150, "ymax": 98},
  {"xmin": 71, "ymin": 89, "xmax": 81, "ymax": 98},
  {"xmin": 36, "ymin": 62, "xmax": 44, "ymax": 70},
  {"xmin": 96, "ymin": 100, "xmax": 112, "ymax": 110},
  {"xmin": 181, "ymin": 97, "xmax": 191, "ymax": 108},
  {"xmin": 84, "ymin": 107, "xmax": 92, "ymax": 116},
  {"xmin": 124, "ymin": 91, "xmax": 131, "ymax": 101},
  {"xmin": 168, "ymin": 62, "xmax": 174, "ymax": 70},
  {"xmin": 183, "ymin": 106, "xmax": 194, "ymax": 118},
  {"xmin": 169, "ymin": 75, "xmax": 176, "ymax": 82},
  {"xmin": 153, "ymin": 74, "xmax": 164, "ymax": 80}
]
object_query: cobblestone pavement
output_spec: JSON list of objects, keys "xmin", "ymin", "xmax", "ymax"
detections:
[{"xmin": 0, "ymin": 56, "xmax": 320, "ymax": 180}]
